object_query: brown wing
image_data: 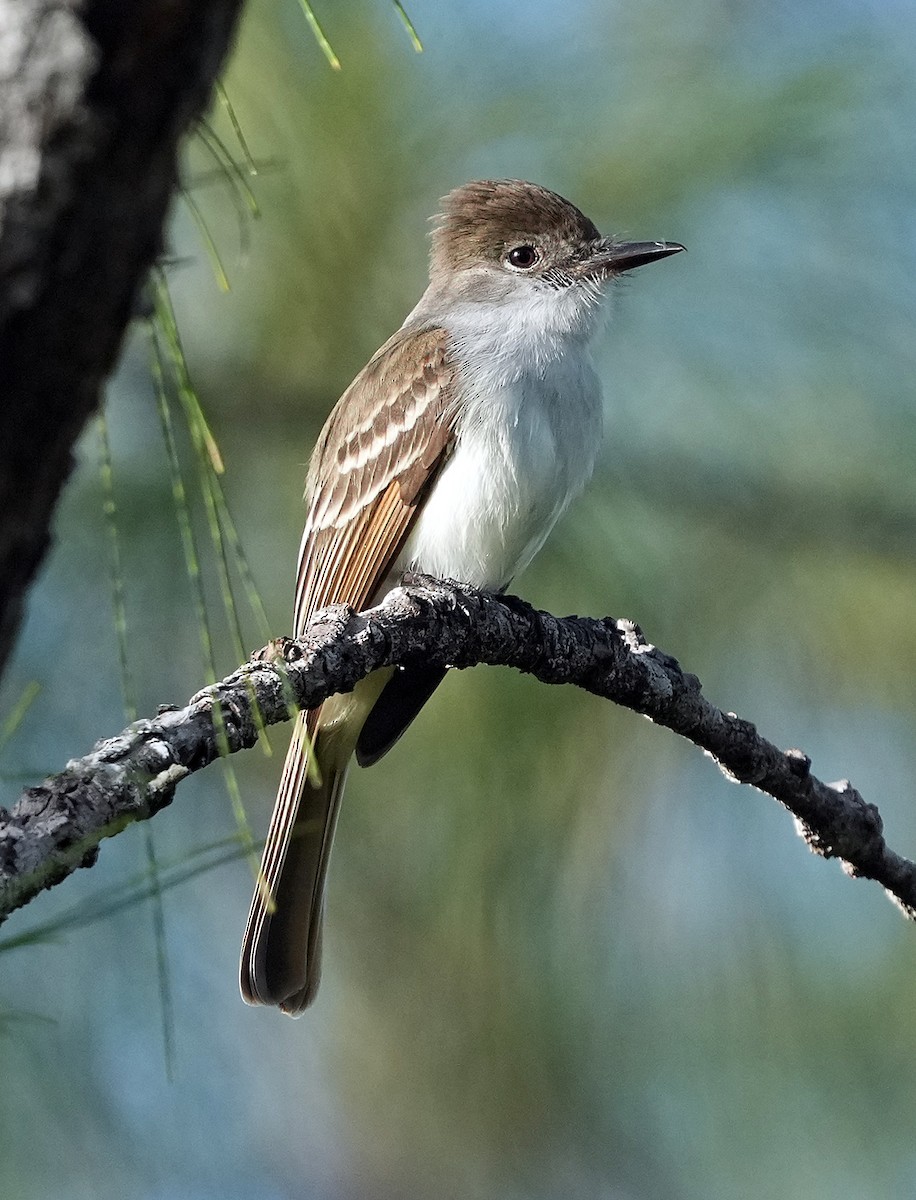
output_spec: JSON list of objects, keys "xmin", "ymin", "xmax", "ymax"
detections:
[
  {"xmin": 294, "ymin": 323, "xmax": 457, "ymax": 629},
  {"xmin": 241, "ymin": 325, "xmax": 458, "ymax": 1009}
]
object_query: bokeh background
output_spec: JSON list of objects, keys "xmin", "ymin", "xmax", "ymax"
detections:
[{"xmin": 3, "ymin": 0, "xmax": 916, "ymax": 1196}]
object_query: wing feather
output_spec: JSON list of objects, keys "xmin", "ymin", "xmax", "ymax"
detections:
[
  {"xmin": 242, "ymin": 325, "xmax": 459, "ymax": 994},
  {"xmin": 295, "ymin": 324, "xmax": 457, "ymax": 626}
]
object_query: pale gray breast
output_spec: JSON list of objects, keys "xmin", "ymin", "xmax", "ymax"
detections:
[{"xmin": 400, "ymin": 354, "xmax": 603, "ymax": 589}]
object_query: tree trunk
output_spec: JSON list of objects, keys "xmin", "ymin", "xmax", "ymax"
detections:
[{"xmin": 0, "ymin": 0, "xmax": 245, "ymax": 675}]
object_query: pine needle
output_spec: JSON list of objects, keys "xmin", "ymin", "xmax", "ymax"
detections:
[
  {"xmin": 297, "ymin": 0, "xmax": 341, "ymax": 69},
  {"xmin": 97, "ymin": 411, "xmax": 175, "ymax": 1078},
  {"xmin": 392, "ymin": 2, "xmax": 423, "ymax": 52}
]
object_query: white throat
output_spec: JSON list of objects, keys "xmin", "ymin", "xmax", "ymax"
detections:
[{"xmin": 432, "ymin": 273, "xmax": 611, "ymax": 382}]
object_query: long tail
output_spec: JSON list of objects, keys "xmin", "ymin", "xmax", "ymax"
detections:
[
  {"xmin": 240, "ymin": 673, "xmax": 395, "ymax": 1016},
  {"xmin": 239, "ymin": 711, "xmax": 347, "ymax": 1016}
]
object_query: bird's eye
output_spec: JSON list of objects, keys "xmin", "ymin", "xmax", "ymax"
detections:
[{"xmin": 505, "ymin": 244, "xmax": 539, "ymax": 270}]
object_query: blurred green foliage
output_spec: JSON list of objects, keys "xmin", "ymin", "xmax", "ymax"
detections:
[{"xmin": 2, "ymin": 0, "xmax": 916, "ymax": 1196}]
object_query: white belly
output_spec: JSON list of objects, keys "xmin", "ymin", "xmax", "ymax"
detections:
[{"xmin": 399, "ymin": 360, "xmax": 603, "ymax": 589}]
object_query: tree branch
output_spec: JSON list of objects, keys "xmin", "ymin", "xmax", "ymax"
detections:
[
  {"xmin": 0, "ymin": 0, "xmax": 244, "ymax": 678},
  {"xmin": 0, "ymin": 580, "xmax": 912, "ymax": 924}
]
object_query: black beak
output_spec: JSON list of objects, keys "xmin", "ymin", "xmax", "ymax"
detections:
[{"xmin": 586, "ymin": 239, "xmax": 686, "ymax": 275}]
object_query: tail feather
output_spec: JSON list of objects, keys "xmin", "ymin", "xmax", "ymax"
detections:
[
  {"xmin": 239, "ymin": 671, "xmax": 393, "ymax": 1015},
  {"xmin": 240, "ymin": 715, "xmax": 347, "ymax": 1015},
  {"xmin": 356, "ymin": 664, "xmax": 447, "ymax": 767}
]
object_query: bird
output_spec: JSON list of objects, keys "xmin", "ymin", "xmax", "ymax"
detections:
[{"xmin": 240, "ymin": 179, "xmax": 684, "ymax": 1014}]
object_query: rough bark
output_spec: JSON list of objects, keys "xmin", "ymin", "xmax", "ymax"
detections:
[
  {"xmin": 0, "ymin": 580, "xmax": 912, "ymax": 924},
  {"xmin": 0, "ymin": 0, "xmax": 245, "ymax": 677}
]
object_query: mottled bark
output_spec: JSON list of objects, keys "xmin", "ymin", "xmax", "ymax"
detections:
[
  {"xmin": 0, "ymin": 580, "xmax": 911, "ymax": 924},
  {"xmin": 0, "ymin": 0, "xmax": 244, "ymax": 676}
]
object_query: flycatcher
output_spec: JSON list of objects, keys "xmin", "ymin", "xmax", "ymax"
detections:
[{"xmin": 240, "ymin": 179, "xmax": 683, "ymax": 1015}]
